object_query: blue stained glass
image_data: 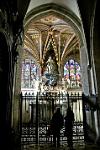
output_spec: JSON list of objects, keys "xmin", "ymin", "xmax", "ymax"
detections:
[
  {"xmin": 21, "ymin": 59, "xmax": 40, "ymax": 88},
  {"xmin": 64, "ymin": 59, "xmax": 81, "ymax": 88},
  {"xmin": 69, "ymin": 59, "xmax": 74, "ymax": 65}
]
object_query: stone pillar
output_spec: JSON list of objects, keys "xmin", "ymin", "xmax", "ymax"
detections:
[
  {"xmin": 93, "ymin": 3, "xmax": 100, "ymax": 143},
  {"xmin": 11, "ymin": 44, "xmax": 23, "ymax": 149},
  {"xmin": 80, "ymin": 45, "xmax": 89, "ymax": 95}
]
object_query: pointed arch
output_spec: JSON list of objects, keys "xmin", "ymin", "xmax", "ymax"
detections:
[{"xmin": 24, "ymin": 3, "xmax": 83, "ymax": 46}]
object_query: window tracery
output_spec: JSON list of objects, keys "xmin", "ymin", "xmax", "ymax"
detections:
[
  {"xmin": 21, "ymin": 59, "xmax": 40, "ymax": 89},
  {"xmin": 64, "ymin": 59, "xmax": 81, "ymax": 88}
]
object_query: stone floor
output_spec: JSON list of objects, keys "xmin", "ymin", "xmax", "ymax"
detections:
[{"xmin": 21, "ymin": 143, "xmax": 100, "ymax": 150}]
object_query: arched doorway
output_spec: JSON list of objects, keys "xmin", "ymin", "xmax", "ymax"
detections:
[{"xmin": 20, "ymin": 3, "xmax": 89, "ymax": 147}]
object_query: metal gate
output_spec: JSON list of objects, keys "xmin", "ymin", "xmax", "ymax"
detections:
[{"xmin": 20, "ymin": 91, "xmax": 84, "ymax": 146}]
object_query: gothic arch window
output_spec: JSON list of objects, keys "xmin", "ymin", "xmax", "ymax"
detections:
[
  {"xmin": 21, "ymin": 59, "xmax": 40, "ymax": 89},
  {"xmin": 64, "ymin": 59, "xmax": 81, "ymax": 88}
]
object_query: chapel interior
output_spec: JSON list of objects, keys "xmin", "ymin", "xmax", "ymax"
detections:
[{"xmin": 0, "ymin": 0, "xmax": 100, "ymax": 150}]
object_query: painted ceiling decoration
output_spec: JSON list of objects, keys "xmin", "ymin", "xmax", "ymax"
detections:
[{"xmin": 23, "ymin": 14, "xmax": 80, "ymax": 87}]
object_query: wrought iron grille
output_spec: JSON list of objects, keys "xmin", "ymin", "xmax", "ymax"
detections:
[{"xmin": 20, "ymin": 92, "xmax": 84, "ymax": 146}]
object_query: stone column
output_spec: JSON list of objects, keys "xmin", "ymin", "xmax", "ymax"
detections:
[
  {"xmin": 11, "ymin": 44, "xmax": 23, "ymax": 149},
  {"xmin": 80, "ymin": 45, "xmax": 89, "ymax": 96},
  {"xmin": 93, "ymin": 5, "xmax": 100, "ymax": 143}
]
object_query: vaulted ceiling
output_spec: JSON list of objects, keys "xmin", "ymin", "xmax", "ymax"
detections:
[{"xmin": 23, "ymin": 14, "xmax": 80, "ymax": 69}]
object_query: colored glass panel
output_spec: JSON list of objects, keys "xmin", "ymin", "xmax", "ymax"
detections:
[
  {"xmin": 64, "ymin": 59, "xmax": 81, "ymax": 88},
  {"xmin": 21, "ymin": 59, "xmax": 39, "ymax": 88}
]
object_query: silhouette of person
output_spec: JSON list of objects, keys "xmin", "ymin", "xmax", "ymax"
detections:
[
  {"xmin": 51, "ymin": 107, "xmax": 64, "ymax": 147},
  {"xmin": 64, "ymin": 106, "xmax": 74, "ymax": 150}
]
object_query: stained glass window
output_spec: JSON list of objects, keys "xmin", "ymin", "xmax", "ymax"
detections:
[
  {"xmin": 64, "ymin": 59, "xmax": 81, "ymax": 88},
  {"xmin": 21, "ymin": 59, "xmax": 40, "ymax": 89}
]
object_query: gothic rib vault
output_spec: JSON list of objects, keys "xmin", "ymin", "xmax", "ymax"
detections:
[{"xmin": 23, "ymin": 14, "xmax": 80, "ymax": 79}]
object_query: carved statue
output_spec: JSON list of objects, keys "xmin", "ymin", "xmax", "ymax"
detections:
[{"xmin": 46, "ymin": 56, "xmax": 54, "ymax": 74}]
